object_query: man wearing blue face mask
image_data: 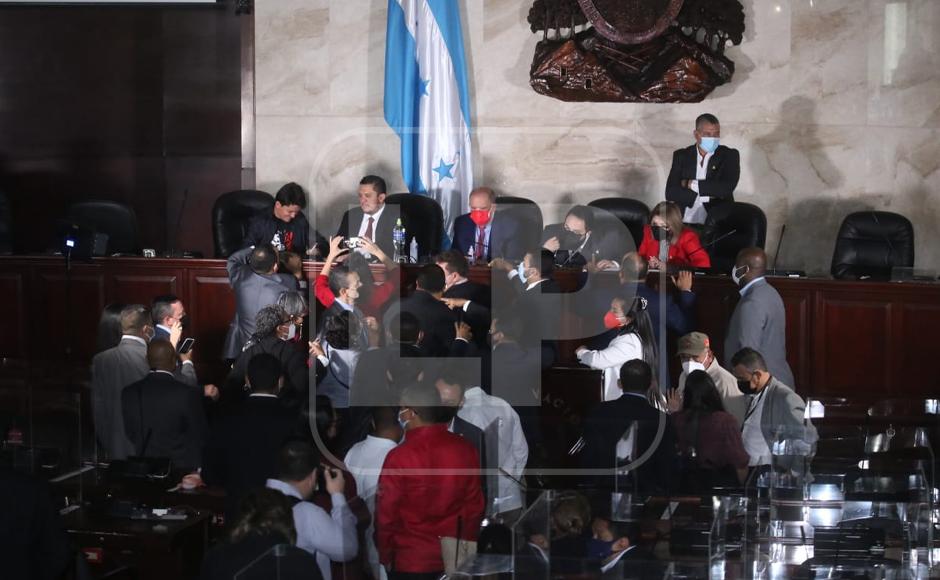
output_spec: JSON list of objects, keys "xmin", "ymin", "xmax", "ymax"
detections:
[{"xmin": 665, "ymin": 113, "xmax": 740, "ymax": 226}]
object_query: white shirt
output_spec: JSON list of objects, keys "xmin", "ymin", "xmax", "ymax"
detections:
[
  {"xmin": 457, "ymin": 387, "xmax": 529, "ymax": 514},
  {"xmin": 344, "ymin": 436, "xmax": 398, "ymax": 580},
  {"xmin": 357, "ymin": 203, "xmax": 386, "ymax": 239},
  {"xmin": 742, "ymin": 388, "xmax": 772, "ymax": 466},
  {"xmin": 576, "ymin": 333, "xmax": 644, "ymax": 401},
  {"xmin": 684, "ymin": 148, "xmax": 713, "ymax": 224},
  {"xmin": 265, "ymin": 478, "xmax": 358, "ymax": 580}
]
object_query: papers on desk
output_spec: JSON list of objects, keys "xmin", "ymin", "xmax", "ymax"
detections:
[{"xmin": 601, "ymin": 545, "xmax": 636, "ymax": 573}]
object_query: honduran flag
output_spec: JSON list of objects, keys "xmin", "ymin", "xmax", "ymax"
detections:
[{"xmin": 384, "ymin": 0, "xmax": 473, "ymax": 237}]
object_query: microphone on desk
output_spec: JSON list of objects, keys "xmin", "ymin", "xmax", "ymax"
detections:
[
  {"xmin": 163, "ymin": 188, "xmax": 189, "ymax": 258},
  {"xmin": 661, "ymin": 229, "xmax": 738, "ymax": 276}
]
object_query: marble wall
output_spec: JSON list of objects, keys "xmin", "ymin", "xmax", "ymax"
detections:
[{"xmin": 255, "ymin": 0, "xmax": 940, "ymax": 274}]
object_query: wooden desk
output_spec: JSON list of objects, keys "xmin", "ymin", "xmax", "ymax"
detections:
[{"xmin": 2, "ymin": 255, "xmax": 939, "ymax": 398}]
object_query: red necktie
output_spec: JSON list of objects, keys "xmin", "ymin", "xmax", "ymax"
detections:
[
  {"xmin": 364, "ymin": 217, "xmax": 374, "ymax": 241},
  {"xmin": 475, "ymin": 226, "xmax": 486, "ymax": 261}
]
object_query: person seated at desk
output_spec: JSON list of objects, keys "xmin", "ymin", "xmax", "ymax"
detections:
[
  {"xmin": 335, "ymin": 175, "xmax": 395, "ymax": 259},
  {"xmin": 200, "ymin": 488, "xmax": 324, "ymax": 580},
  {"xmin": 451, "ymin": 187, "xmax": 526, "ymax": 262},
  {"xmin": 665, "ymin": 113, "xmax": 740, "ymax": 226},
  {"xmin": 243, "ymin": 181, "xmax": 326, "ymax": 258},
  {"xmin": 542, "ymin": 204, "xmax": 621, "ymax": 267},
  {"xmin": 637, "ymin": 201, "xmax": 711, "ymax": 269},
  {"xmin": 121, "ymin": 340, "xmax": 208, "ymax": 472}
]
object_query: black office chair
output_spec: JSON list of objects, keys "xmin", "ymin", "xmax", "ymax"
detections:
[
  {"xmin": 702, "ymin": 202, "xmax": 767, "ymax": 273},
  {"xmin": 385, "ymin": 193, "xmax": 444, "ymax": 259},
  {"xmin": 66, "ymin": 200, "xmax": 140, "ymax": 255},
  {"xmin": 495, "ymin": 196, "xmax": 543, "ymax": 252},
  {"xmin": 830, "ymin": 211, "xmax": 914, "ymax": 281},
  {"xmin": 588, "ymin": 197, "xmax": 650, "ymax": 252},
  {"xmin": 212, "ymin": 190, "xmax": 273, "ymax": 258}
]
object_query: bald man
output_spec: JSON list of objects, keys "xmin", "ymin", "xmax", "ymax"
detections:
[
  {"xmin": 451, "ymin": 187, "xmax": 527, "ymax": 262},
  {"xmin": 724, "ymin": 248, "xmax": 795, "ymax": 388},
  {"xmin": 121, "ymin": 340, "xmax": 208, "ymax": 470}
]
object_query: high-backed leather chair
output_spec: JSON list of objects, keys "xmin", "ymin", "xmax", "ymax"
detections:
[
  {"xmin": 588, "ymin": 197, "xmax": 650, "ymax": 252},
  {"xmin": 830, "ymin": 211, "xmax": 913, "ymax": 281},
  {"xmin": 385, "ymin": 193, "xmax": 444, "ymax": 259},
  {"xmin": 66, "ymin": 200, "xmax": 140, "ymax": 255},
  {"xmin": 495, "ymin": 196, "xmax": 543, "ymax": 253},
  {"xmin": 702, "ymin": 202, "xmax": 767, "ymax": 273},
  {"xmin": 212, "ymin": 190, "xmax": 272, "ymax": 258}
]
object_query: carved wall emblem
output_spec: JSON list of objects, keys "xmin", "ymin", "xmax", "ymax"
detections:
[{"xmin": 527, "ymin": 0, "xmax": 745, "ymax": 102}]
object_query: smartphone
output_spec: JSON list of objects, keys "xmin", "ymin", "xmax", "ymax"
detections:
[{"xmin": 177, "ymin": 337, "xmax": 195, "ymax": 354}]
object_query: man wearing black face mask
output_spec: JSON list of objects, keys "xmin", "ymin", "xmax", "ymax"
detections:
[
  {"xmin": 724, "ymin": 247, "xmax": 795, "ymax": 388},
  {"xmin": 541, "ymin": 205, "xmax": 621, "ymax": 267},
  {"xmin": 730, "ymin": 348, "xmax": 816, "ymax": 470},
  {"xmin": 152, "ymin": 294, "xmax": 219, "ymax": 400}
]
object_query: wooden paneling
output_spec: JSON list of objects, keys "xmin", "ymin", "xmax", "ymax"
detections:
[
  {"xmin": 187, "ymin": 268, "xmax": 235, "ymax": 368},
  {"xmin": 108, "ymin": 270, "xmax": 182, "ymax": 306},
  {"xmin": 31, "ymin": 268, "xmax": 106, "ymax": 361},
  {"xmin": 778, "ymin": 287, "xmax": 812, "ymax": 392},
  {"xmin": 895, "ymin": 301, "xmax": 940, "ymax": 397},
  {"xmin": 813, "ymin": 293, "xmax": 893, "ymax": 395},
  {"xmin": 0, "ymin": 271, "xmax": 26, "ymax": 358}
]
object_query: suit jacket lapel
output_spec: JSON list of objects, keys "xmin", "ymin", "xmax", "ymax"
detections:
[{"xmin": 705, "ymin": 148, "xmax": 724, "ymax": 180}]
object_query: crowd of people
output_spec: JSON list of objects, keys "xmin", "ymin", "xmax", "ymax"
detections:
[{"xmin": 85, "ymin": 113, "xmax": 819, "ymax": 579}]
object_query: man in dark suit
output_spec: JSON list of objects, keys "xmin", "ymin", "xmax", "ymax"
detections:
[
  {"xmin": 541, "ymin": 205, "xmax": 623, "ymax": 267},
  {"xmin": 452, "ymin": 187, "xmax": 526, "ymax": 262},
  {"xmin": 665, "ymin": 113, "xmax": 740, "ymax": 226},
  {"xmin": 581, "ymin": 360, "xmax": 676, "ymax": 493},
  {"xmin": 91, "ymin": 304, "xmax": 152, "ymax": 461},
  {"xmin": 491, "ymin": 249, "xmax": 561, "ymax": 368},
  {"xmin": 203, "ymin": 353, "xmax": 299, "ymax": 522},
  {"xmin": 335, "ymin": 175, "xmax": 398, "ymax": 259},
  {"xmin": 122, "ymin": 340, "xmax": 208, "ymax": 471},
  {"xmin": 223, "ymin": 243, "xmax": 299, "ymax": 359},
  {"xmin": 151, "ymin": 294, "xmax": 218, "ymax": 398},
  {"xmin": 383, "ymin": 264, "xmax": 457, "ymax": 357},
  {"xmin": 243, "ymin": 182, "xmax": 326, "ymax": 257},
  {"xmin": 436, "ymin": 249, "xmax": 490, "ymax": 306}
]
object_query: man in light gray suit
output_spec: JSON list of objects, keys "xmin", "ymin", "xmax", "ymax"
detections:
[
  {"xmin": 223, "ymin": 243, "xmax": 298, "ymax": 360},
  {"xmin": 724, "ymin": 248, "xmax": 795, "ymax": 388},
  {"xmin": 91, "ymin": 305, "xmax": 153, "ymax": 461}
]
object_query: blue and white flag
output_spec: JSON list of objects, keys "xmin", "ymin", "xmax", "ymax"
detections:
[{"xmin": 384, "ymin": 0, "xmax": 473, "ymax": 236}]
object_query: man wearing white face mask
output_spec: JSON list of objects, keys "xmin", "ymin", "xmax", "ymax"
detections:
[
  {"xmin": 675, "ymin": 332, "xmax": 747, "ymax": 426},
  {"xmin": 724, "ymin": 248, "xmax": 795, "ymax": 389},
  {"xmin": 665, "ymin": 113, "xmax": 740, "ymax": 226}
]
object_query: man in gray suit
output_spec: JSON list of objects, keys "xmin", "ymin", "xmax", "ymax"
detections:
[
  {"xmin": 724, "ymin": 247, "xmax": 795, "ymax": 388},
  {"xmin": 223, "ymin": 244, "xmax": 299, "ymax": 360},
  {"xmin": 731, "ymin": 347, "xmax": 817, "ymax": 470},
  {"xmin": 91, "ymin": 305, "xmax": 153, "ymax": 461}
]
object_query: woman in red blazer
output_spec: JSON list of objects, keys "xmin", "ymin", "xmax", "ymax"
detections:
[{"xmin": 638, "ymin": 201, "xmax": 711, "ymax": 268}]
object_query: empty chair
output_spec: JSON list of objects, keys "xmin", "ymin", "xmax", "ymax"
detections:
[
  {"xmin": 495, "ymin": 196, "xmax": 543, "ymax": 253},
  {"xmin": 66, "ymin": 200, "xmax": 140, "ymax": 255},
  {"xmin": 212, "ymin": 190, "xmax": 273, "ymax": 258},
  {"xmin": 830, "ymin": 211, "xmax": 914, "ymax": 281},
  {"xmin": 701, "ymin": 202, "xmax": 766, "ymax": 273},
  {"xmin": 385, "ymin": 193, "xmax": 444, "ymax": 259},
  {"xmin": 588, "ymin": 197, "xmax": 650, "ymax": 252}
]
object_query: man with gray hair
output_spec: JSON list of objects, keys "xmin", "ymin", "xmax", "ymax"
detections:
[
  {"xmin": 91, "ymin": 304, "xmax": 153, "ymax": 460},
  {"xmin": 451, "ymin": 187, "xmax": 526, "ymax": 261},
  {"xmin": 730, "ymin": 347, "xmax": 816, "ymax": 469}
]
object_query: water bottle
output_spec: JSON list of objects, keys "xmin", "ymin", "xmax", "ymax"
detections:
[
  {"xmin": 409, "ymin": 237, "xmax": 419, "ymax": 263},
  {"xmin": 467, "ymin": 245, "xmax": 475, "ymax": 266},
  {"xmin": 392, "ymin": 218, "xmax": 407, "ymax": 263}
]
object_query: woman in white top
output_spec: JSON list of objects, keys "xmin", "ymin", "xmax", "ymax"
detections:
[{"xmin": 576, "ymin": 295, "xmax": 658, "ymax": 401}]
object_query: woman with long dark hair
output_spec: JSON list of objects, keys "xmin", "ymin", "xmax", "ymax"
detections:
[
  {"xmin": 576, "ymin": 294, "xmax": 658, "ymax": 401},
  {"xmin": 96, "ymin": 303, "xmax": 126, "ymax": 353},
  {"xmin": 672, "ymin": 370, "xmax": 749, "ymax": 490}
]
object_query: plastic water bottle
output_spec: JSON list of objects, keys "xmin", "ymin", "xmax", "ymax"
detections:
[
  {"xmin": 409, "ymin": 237, "xmax": 419, "ymax": 263},
  {"xmin": 392, "ymin": 218, "xmax": 407, "ymax": 263}
]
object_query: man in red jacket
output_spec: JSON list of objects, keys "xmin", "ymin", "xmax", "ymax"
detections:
[{"xmin": 376, "ymin": 385, "xmax": 484, "ymax": 579}]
